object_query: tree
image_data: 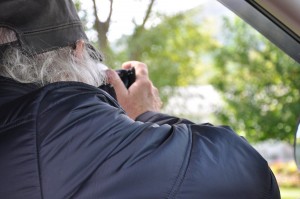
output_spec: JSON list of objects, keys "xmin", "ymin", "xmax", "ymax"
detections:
[
  {"xmin": 127, "ymin": 0, "xmax": 156, "ymax": 60},
  {"xmin": 76, "ymin": 0, "xmax": 156, "ymax": 65},
  {"xmin": 120, "ymin": 9, "xmax": 217, "ymax": 101},
  {"xmin": 211, "ymin": 17, "xmax": 300, "ymax": 143},
  {"xmin": 74, "ymin": 1, "xmax": 217, "ymax": 103},
  {"xmin": 91, "ymin": 0, "xmax": 113, "ymax": 57}
]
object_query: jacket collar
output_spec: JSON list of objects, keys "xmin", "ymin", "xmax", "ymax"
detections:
[{"xmin": 0, "ymin": 76, "xmax": 39, "ymax": 106}]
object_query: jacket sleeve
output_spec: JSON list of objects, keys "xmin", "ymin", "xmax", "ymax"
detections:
[
  {"xmin": 136, "ymin": 111, "xmax": 195, "ymax": 125},
  {"xmin": 137, "ymin": 111, "xmax": 281, "ymax": 199}
]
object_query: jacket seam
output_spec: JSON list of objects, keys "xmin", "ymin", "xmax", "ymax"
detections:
[
  {"xmin": 166, "ymin": 125, "xmax": 193, "ymax": 199},
  {"xmin": 35, "ymin": 94, "xmax": 45, "ymax": 199},
  {"xmin": 24, "ymin": 21, "xmax": 82, "ymax": 34}
]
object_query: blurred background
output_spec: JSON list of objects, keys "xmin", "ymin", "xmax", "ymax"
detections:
[{"xmin": 73, "ymin": 0, "xmax": 300, "ymax": 198}]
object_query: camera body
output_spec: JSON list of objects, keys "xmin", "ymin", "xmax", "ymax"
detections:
[
  {"xmin": 99, "ymin": 68, "xmax": 136, "ymax": 100},
  {"xmin": 116, "ymin": 68, "xmax": 136, "ymax": 89}
]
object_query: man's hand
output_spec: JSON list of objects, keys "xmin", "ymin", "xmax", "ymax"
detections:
[{"xmin": 107, "ymin": 61, "xmax": 162, "ymax": 120}]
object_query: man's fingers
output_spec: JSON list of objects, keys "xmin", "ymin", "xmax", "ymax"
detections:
[
  {"xmin": 122, "ymin": 61, "xmax": 148, "ymax": 77},
  {"xmin": 122, "ymin": 61, "xmax": 134, "ymax": 70},
  {"xmin": 106, "ymin": 69, "xmax": 128, "ymax": 100}
]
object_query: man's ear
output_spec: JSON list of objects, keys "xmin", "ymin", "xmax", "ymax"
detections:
[{"xmin": 74, "ymin": 39, "xmax": 85, "ymax": 59}]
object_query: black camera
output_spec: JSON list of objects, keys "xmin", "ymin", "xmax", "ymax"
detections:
[
  {"xmin": 99, "ymin": 67, "xmax": 136, "ymax": 100},
  {"xmin": 116, "ymin": 67, "xmax": 136, "ymax": 89}
]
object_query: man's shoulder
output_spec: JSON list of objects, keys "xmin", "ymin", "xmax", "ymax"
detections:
[
  {"xmin": 41, "ymin": 81, "xmax": 109, "ymax": 98},
  {"xmin": 38, "ymin": 81, "xmax": 118, "ymax": 110}
]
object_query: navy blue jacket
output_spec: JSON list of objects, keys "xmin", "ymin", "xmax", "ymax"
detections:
[{"xmin": 0, "ymin": 76, "xmax": 280, "ymax": 199}]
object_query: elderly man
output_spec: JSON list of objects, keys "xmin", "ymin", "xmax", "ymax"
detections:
[{"xmin": 0, "ymin": 0, "xmax": 280, "ymax": 199}]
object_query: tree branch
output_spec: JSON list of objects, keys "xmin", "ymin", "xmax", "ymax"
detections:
[
  {"xmin": 92, "ymin": 0, "xmax": 114, "ymax": 54},
  {"xmin": 141, "ymin": 0, "xmax": 156, "ymax": 29}
]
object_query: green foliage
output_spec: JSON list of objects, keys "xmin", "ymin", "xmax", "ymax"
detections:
[
  {"xmin": 211, "ymin": 17, "xmax": 300, "ymax": 142},
  {"xmin": 110, "ymin": 9, "xmax": 217, "ymax": 101},
  {"xmin": 74, "ymin": 2, "xmax": 218, "ymax": 103}
]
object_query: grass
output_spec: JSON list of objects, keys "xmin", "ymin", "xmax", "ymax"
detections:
[{"xmin": 280, "ymin": 187, "xmax": 300, "ymax": 199}]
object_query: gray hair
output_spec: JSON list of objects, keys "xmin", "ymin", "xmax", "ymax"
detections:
[{"xmin": 0, "ymin": 27, "xmax": 107, "ymax": 87}]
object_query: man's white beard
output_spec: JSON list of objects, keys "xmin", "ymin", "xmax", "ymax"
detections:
[
  {"xmin": 0, "ymin": 45, "xmax": 108, "ymax": 87},
  {"xmin": 94, "ymin": 62, "xmax": 108, "ymax": 86}
]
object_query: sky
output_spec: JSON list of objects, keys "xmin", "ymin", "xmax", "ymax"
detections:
[{"xmin": 80, "ymin": 0, "xmax": 234, "ymax": 42}]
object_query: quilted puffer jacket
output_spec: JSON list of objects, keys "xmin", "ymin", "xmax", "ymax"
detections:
[{"xmin": 0, "ymin": 76, "xmax": 280, "ymax": 199}]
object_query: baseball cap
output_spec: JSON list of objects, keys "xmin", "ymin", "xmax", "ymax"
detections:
[{"xmin": 0, "ymin": 0, "xmax": 101, "ymax": 60}]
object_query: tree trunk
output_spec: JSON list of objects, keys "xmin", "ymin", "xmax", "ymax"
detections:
[
  {"xmin": 129, "ymin": 0, "xmax": 156, "ymax": 60},
  {"xmin": 92, "ymin": 0, "xmax": 113, "ymax": 57}
]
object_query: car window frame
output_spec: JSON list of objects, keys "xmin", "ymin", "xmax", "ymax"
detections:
[{"xmin": 217, "ymin": 0, "xmax": 300, "ymax": 64}]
